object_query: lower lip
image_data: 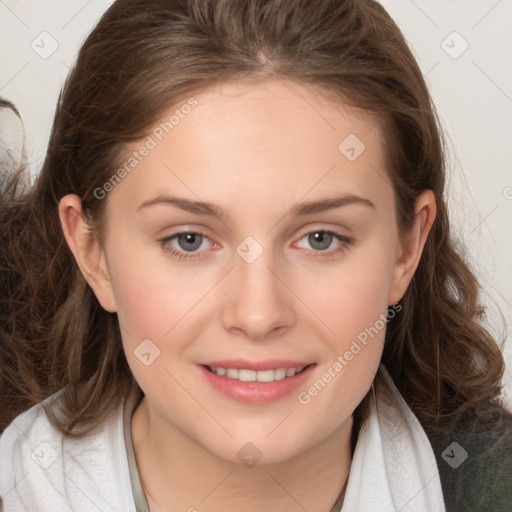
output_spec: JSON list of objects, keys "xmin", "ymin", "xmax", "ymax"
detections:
[{"xmin": 198, "ymin": 364, "xmax": 316, "ymax": 404}]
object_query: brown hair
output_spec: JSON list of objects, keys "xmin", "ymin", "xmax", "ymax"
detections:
[{"xmin": 0, "ymin": 0, "xmax": 509, "ymax": 439}]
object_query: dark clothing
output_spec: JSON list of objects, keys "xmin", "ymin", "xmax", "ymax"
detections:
[{"xmin": 428, "ymin": 407, "xmax": 512, "ymax": 511}]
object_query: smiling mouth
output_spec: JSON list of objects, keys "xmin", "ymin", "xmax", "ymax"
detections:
[{"xmin": 202, "ymin": 364, "xmax": 314, "ymax": 383}]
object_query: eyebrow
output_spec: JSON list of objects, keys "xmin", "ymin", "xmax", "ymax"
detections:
[{"xmin": 137, "ymin": 193, "xmax": 375, "ymax": 218}]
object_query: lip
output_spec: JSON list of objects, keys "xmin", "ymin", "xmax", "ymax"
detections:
[
  {"xmin": 200, "ymin": 359, "xmax": 312, "ymax": 371},
  {"xmin": 198, "ymin": 362, "xmax": 317, "ymax": 404}
]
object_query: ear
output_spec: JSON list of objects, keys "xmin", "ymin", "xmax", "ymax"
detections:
[
  {"xmin": 388, "ymin": 190, "xmax": 437, "ymax": 305},
  {"xmin": 58, "ymin": 194, "xmax": 117, "ymax": 313}
]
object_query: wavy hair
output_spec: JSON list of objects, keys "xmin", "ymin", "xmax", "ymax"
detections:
[{"xmin": 0, "ymin": 0, "xmax": 509, "ymax": 439}]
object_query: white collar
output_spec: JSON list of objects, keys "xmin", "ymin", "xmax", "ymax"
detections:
[
  {"xmin": 340, "ymin": 365, "xmax": 446, "ymax": 511},
  {"xmin": 124, "ymin": 365, "xmax": 446, "ymax": 512}
]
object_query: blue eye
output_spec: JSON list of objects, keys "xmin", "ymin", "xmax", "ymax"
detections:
[
  {"xmin": 173, "ymin": 232, "xmax": 204, "ymax": 252},
  {"xmin": 159, "ymin": 229, "xmax": 351, "ymax": 261},
  {"xmin": 304, "ymin": 231, "xmax": 335, "ymax": 251},
  {"xmin": 296, "ymin": 230, "xmax": 351, "ymax": 258},
  {"xmin": 159, "ymin": 231, "xmax": 213, "ymax": 260}
]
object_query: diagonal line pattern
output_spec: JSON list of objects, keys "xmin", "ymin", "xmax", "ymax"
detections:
[
  {"xmin": 12, "ymin": 423, "xmax": 30, "ymax": 441},
  {"xmin": 163, "ymin": 163, "xmax": 234, "ymax": 234},
  {"xmin": 424, "ymin": 61, "xmax": 439, "ymax": 77},
  {"xmin": 397, "ymin": 472, "xmax": 439, "ymax": 511},
  {"xmin": 163, "ymin": 267, "xmax": 233, "ymax": 337},
  {"xmin": 264, "ymin": 470, "xmax": 309, "ymax": 511},
  {"xmin": 61, "ymin": 0, "xmax": 94, "ymax": 30},
  {"xmin": 265, "ymin": 410, "xmax": 294, "ymax": 438},
  {"xmin": 0, "ymin": 62, "xmax": 29, "ymax": 92},
  {"xmin": 469, "ymin": 204, "xmax": 499, "ymax": 234},
  {"xmin": 63, "ymin": 474, "xmax": 104, "ymax": 512},
  {"xmin": 163, "ymin": 368, "xmax": 234, "ymax": 437},
  {"xmin": 471, "ymin": 61, "xmax": 512, "ymax": 104},
  {"xmin": 200, "ymin": 470, "xmax": 234, "ymax": 503},
  {"xmin": 407, "ymin": 0, "xmax": 439, "ymax": 29},
  {"xmin": 367, "ymin": 162, "xmax": 391, "ymax": 188},
  {"xmin": 1, "ymin": 471, "xmax": 29, "ymax": 501},
  {"xmin": 265, "ymin": 266, "xmax": 336, "ymax": 335},
  {"xmin": 118, "ymin": 321, "xmax": 133, "ymax": 338},
  {"xmin": 471, "ymin": 0, "xmax": 503, "ymax": 30},
  {"xmin": 265, "ymin": 164, "xmax": 336, "ymax": 235},
  {"xmin": 0, "ymin": 1, "xmax": 29, "ymax": 28}
]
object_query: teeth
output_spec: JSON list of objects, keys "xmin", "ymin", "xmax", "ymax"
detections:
[
  {"xmin": 226, "ymin": 368, "xmax": 238, "ymax": 379},
  {"xmin": 238, "ymin": 369, "xmax": 256, "ymax": 382},
  {"xmin": 208, "ymin": 365, "xmax": 307, "ymax": 382},
  {"xmin": 274, "ymin": 368, "xmax": 287, "ymax": 381}
]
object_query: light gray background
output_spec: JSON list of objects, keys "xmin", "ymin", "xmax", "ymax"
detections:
[{"xmin": 1, "ymin": 0, "xmax": 511, "ymax": 403}]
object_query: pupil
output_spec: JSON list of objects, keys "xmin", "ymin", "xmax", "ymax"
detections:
[
  {"xmin": 309, "ymin": 231, "xmax": 332, "ymax": 251},
  {"xmin": 178, "ymin": 233, "xmax": 202, "ymax": 251}
]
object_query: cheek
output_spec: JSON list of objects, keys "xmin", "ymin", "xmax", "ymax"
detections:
[
  {"xmin": 106, "ymin": 246, "xmax": 212, "ymax": 397},
  {"xmin": 296, "ymin": 239, "xmax": 395, "ymax": 338},
  {"xmin": 106, "ymin": 234, "xmax": 216, "ymax": 340},
  {"xmin": 109, "ymin": 259, "xmax": 172, "ymax": 340},
  {"xmin": 294, "ymin": 240, "xmax": 395, "ymax": 405}
]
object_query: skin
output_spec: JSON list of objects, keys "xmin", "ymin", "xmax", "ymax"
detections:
[{"xmin": 59, "ymin": 79, "xmax": 436, "ymax": 511}]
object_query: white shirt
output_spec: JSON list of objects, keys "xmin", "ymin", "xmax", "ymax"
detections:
[
  {"xmin": 0, "ymin": 392, "xmax": 134, "ymax": 512},
  {"xmin": 0, "ymin": 365, "xmax": 446, "ymax": 511}
]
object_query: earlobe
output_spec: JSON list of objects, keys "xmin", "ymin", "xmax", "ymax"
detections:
[
  {"xmin": 58, "ymin": 194, "xmax": 117, "ymax": 313},
  {"xmin": 388, "ymin": 190, "xmax": 436, "ymax": 305}
]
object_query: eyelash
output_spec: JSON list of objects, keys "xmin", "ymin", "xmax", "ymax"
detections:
[{"xmin": 159, "ymin": 229, "xmax": 351, "ymax": 261}]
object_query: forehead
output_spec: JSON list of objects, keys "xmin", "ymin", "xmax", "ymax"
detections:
[{"xmin": 107, "ymin": 79, "xmax": 392, "ymax": 216}]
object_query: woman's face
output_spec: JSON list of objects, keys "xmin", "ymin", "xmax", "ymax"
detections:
[{"xmin": 87, "ymin": 79, "xmax": 426, "ymax": 464}]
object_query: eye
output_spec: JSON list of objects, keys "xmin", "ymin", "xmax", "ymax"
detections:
[
  {"xmin": 159, "ymin": 228, "xmax": 351, "ymax": 262},
  {"xmin": 159, "ymin": 230, "xmax": 215, "ymax": 260},
  {"xmin": 295, "ymin": 229, "xmax": 351, "ymax": 258}
]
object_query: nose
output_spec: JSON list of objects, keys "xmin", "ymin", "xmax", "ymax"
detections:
[{"xmin": 220, "ymin": 250, "xmax": 296, "ymax": 341}]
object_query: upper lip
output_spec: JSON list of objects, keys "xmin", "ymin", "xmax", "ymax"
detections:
[{"xmin": 200, "ymin": 359, "xmax": 314, "ymax": 371}]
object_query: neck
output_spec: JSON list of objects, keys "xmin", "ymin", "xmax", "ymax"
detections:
[{"xmin": 131, "ymin": 397, "xmax": 353, "ymax": 512}]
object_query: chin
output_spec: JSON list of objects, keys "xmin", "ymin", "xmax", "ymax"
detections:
[{"xmin": 202, "ymin": 431, "xmax": 310, "ymax": 468}]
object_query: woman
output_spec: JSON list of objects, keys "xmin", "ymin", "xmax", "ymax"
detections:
[{"xmin": 1, "ymin": 1, "xmax": 511, "ymax": 510}]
